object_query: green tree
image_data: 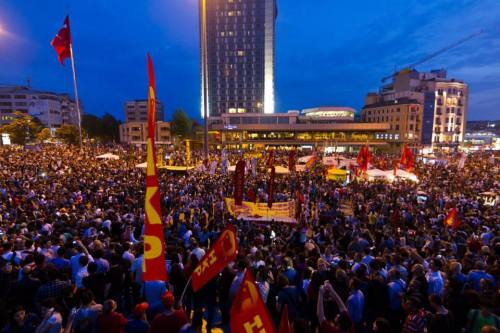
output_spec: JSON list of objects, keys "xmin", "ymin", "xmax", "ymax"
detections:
[
  {"xmin": 0, "ymin": 112, "xmax": 43, "ymax": 145},
  {"xmin": 171, "ymin": 109, "xmax": 192, "ymax": 139},
  {"xmin": 37, "ymin": 128, "xmax": 52, "ymax": 142},
  {"xmin": 82, "ymin": 112, "xmax": 121, "ymax": 142},
  {"xmin": 56, "ymin": 124, "xmax": 80, "ymax": 145}
]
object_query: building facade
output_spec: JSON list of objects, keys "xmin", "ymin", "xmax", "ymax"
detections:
[
  {"xmin": 200, "ymin": 0, "xmax": 277, "ymax": 117},
  {"xmin": 207, "ymin": 110, "xmax": 390, "ymax": 150},
  {"xmin": 364, "ymin": 69, "xmax": 468, "ymax": 149},
  {"xmin": 361, "ymin": 99, "xmax": 423, "ymax": 144},
  {"xmin": 124, "ymin": 100, "xmax": 164, "ymax": 123},
  {"xmin": 0, "ymin": 85, "xmax": 80, "ymax": 128},
  {"xmin": 119, "ymin": 121, "xmax": 171, "ymax": 144}
]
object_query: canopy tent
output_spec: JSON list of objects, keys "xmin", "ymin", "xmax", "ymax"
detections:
[
  {"xmin": 96, "ymin": 153, "xmax": 119, "ymax": 160},
  {"xmin": 326, "ymin": 168, "xmax": 348, "ymax": 181},
  {"xmin": 296, "ymin": 155, "xmax": 315, "ymax": 172}
]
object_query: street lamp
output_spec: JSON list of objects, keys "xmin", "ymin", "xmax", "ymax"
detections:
[{"xmin": 200, "ymin": 0, "xmax": 209, "ymax": 160}]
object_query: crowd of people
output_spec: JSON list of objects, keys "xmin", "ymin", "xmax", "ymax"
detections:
[{"xmin": 0, "ymin": 144, "xmax": 498, "ymax": 333}]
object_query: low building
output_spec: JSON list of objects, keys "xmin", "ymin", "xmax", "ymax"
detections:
[
  {"xmin": 124, "ymin": 100, "xmax": 164, "ymax": 123},
  {"xmin": 207, "ymin": 111, "xmax": 390, "ymax": 151},
  {"xmin": 0, "ymin": 85, "xmax": 81, "ymax": 129},
  {"xmin": 119, "ymin": 121, "xmax": 171, "ymax": 144},
  {"xmin": 361, "ymin": 98, "xmax": 423, "ymax": 144}
]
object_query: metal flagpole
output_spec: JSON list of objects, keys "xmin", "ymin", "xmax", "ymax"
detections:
[
  {"xmin": 69, "ymin": 44, "xmax": 83, "ymax": 149},
  {"xmin": 201, "ymin": 0, "xmax": 209, "ymax": 160}
]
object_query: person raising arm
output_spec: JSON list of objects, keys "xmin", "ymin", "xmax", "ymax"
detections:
[{"xmin": 317, "ymin": 280, "xmax": 354, "ymax": 333}]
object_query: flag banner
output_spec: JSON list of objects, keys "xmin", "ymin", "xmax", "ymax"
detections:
[
  {"xmin": 225, "ymin": 198, "xmax": 296, "ymax": 223},
  {"xmin": 231, "ymin": 270, "xmax": 276, "ymax": 333},
  {"xmin": 278, "ymin": 303, "xmax": 292, "ymax": 333},
  {"xmin": 247, "ymin": 188, "xmax": 256, "ymax": 203},
  {"xmin": 458, "ymin": 153, "xmax": 467, "ymax": 169},
  {"xmin": 400, "ymin": 145, "xmax": 414, "ymax": 171},
  {"xmin": 51, "ymin": 16, "xmax": 71, "ymax": 64},
  {"xmin": 192, "ymin": 227, "xmax": 238, "ymax": 292},
  {"xmin": 143, "ymin": 54, "xmax": 167, "ymax": 282},
  {"xmin": 322, "ymin": 156, "xmax": 337, "ymax": 166},
  {"xmin": 444, "ymin": 207, "xmax": 461, "ymax": 229},
  {"xmin": 185, "ymin": 140, "xmax": 191, "ymax": 166},
  {"xmin": 289, "ymin": 150, "xmax": 297, "ymax": 171},
  {"xmin": 209, "ymin": 161, "xmax": 217, "ymax": 175},
  {"xmin": 251, "ymin": 157, "xmax": 257, "ymax": 177},
  {"xmin": 356, "ymin": 145, "xmax": 371, "ymax": 173},
  {"xmin": 268, "ymin": 166, "xmax": 275, "ymax": 208},
  {"xmin": 267, "ymin": 149, "xmax": 275, "ymax": 168},
  {"xmin": 305, "ymin": 154, "xmax": 316, "ymax": 169},
  {"xmin": 234, "ymin": 160, "xmax": 246, "ymax": 206}
]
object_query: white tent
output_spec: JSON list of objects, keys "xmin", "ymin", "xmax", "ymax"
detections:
[
  {"xmin": 385, "ymin": 169, "xmax": 419, "ymax": 182},
  {"xmin": 96, "ymin": 153, "xmax": 120, "ymax": 160},
  {"xmin": 366, "ymin": 168, "xmax": 387, "ymax": 181}
]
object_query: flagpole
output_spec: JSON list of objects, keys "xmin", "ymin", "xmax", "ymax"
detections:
[{"xmin": 69, "ymin": 44, "xmax": 83, "ymax": 149}]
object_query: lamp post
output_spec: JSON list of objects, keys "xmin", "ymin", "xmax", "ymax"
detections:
[{"xmin": 200, "ymin": 0, "xmax": 209, "ymax": 160}]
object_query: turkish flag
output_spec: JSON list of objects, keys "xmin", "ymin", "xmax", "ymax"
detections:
[
  {"xmin": 267, "ymin": 149, "xmax": 275, "ymax": 168},
  {"xmin": 51, "ymin": 16, "xmax": 72, "ymax": 65},
  {"xmin": 278, "ymin": 304, "xmax": 293, "ymax": 333},
  {"xmin": 192, "ymin": 227, "xmax": 238, "ymax": 292},
  {"xmin": 231, "ymin": 270, "xmax": 275, "ymax": 333}
]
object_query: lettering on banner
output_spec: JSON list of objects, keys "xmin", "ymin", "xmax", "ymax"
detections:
[{"xmin": 243, "ymin": 315, "xmax": 266, "ymax": 333}]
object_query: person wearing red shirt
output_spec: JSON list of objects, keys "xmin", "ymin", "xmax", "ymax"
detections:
[
  {"xmin": 150, "ymin": 291, "xmax": 188, "ymax": 333},
  {"xmin": 96, "ymin": 300, "xmax": 128, "ymax": 333},
  {"xmin": 317, "ymin": 281, "xmax": 354, "ymax": 333}
]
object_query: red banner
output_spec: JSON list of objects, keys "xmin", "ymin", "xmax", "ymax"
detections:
[
  {"xmin": 278, "ymin": 304, "xmax": 293, "ymax": 333},
  {"xmin": 288, "ymin": 150, "xmax": 296, "ymax": 172},
  {"xmin": 234, "ymin": 160, "xmax": 246, "ymax": 206},
  {"xmin": 268, "ymin": 166, "xmax": 275, "ymax": 208},
  {"xmin": 231, "ymin": 270, "xmax": 275, "ymax": 333},
  {"xmin": 143, "ymin": 54, "xmax": 168, "ymax": 282},
  {"xmin": 192, "ymin": 227, "xmax": 238, "ymax": 292}
]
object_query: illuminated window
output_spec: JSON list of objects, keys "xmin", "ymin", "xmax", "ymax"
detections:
[
  {"xmin": 228, "ymin": 11, "xmax": 234, "ymax": 16},
  {"xmin": 237, "ymin": 50, "xmax": 245, "ymax": 56},
  {"xmin": 228, "ymin": 108, "xmax": 237, "ymax": 114},
  {"xmin": 237, "ymin": 108, "xmax": 246, "ymax": 113}
]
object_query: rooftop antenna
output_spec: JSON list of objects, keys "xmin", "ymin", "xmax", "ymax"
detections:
[{"xmin": 26, "ymin": 77, "xmax": 32, "ymax": 89}]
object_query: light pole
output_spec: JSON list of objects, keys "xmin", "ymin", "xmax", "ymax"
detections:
[{"xmin": 200, "ymin": 0, "xmax": 209, "ymax": 160}]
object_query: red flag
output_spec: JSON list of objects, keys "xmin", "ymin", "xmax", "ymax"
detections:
[
  {"xmin": 356, "ymin": 145, "xmax": 371, "ymax": 173},
  {"xmin": 268, "ymin": 166, "xmax": 275, "ymax": 208},
  {"xmin": 247, "ymin": 188, "xmax": 256, "ymax": 203},
  {"xmin": 267, "ymin": 149, "xmax": 275, "ymax": 168},
  {"xmin": 192, "ymin": 227, "xmax": 238, "ymax": 292},
  {"xmin": 278, "ymin": 304, "xmax": 293, "ymax": 333},
  {"xmin": 444, "ymin": 208, "xmax": 461, "ymax": 229},
  {"xmin": 288, "ymin": 150, "xmax": 296, "ymax": 172},
  {"xmin": 143, "ymin": 54, "xmax": 168, "ymax": 282},
  {"xmin": 234, "ymin": 160, "xmax": 246, "ymax": 206},
  {"xmin": 305, "ymin": 155, "xmax": 316, "ymax": 169},
  {"xmin": 51, "ymin": 16, "xmax": 72, "ymax": 65},
  {"xmin": 231, "ymin": 270, "xmax": 276, "ymax": 333},
  {"xmin": 400, "ymin": 145, "xmax": 414, "ymax": 171}
]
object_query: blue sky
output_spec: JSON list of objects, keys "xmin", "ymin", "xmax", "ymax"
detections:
[{"xmin": 0, "ymin": 0, "xmax": 499, "ymax": 121}]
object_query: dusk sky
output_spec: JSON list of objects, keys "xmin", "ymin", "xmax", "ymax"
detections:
[{"xmin": 0, "ymin": 0, "xmax": 499, "ymax": 121}]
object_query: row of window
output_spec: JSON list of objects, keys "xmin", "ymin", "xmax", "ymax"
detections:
[{"xmin": 437, "ymin": 88, "xmax": 464, "ymax": 96}]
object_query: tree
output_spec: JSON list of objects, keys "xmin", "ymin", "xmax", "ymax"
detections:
[
  {"xmin": 0, "ymin": 112, "xmax": 43, "ymax": 145},
  {"xmin": 37, "ymin": 128, "xmax": 52, "ymax": 142},
  {"xmin": 171, "ymin": 109, "xmax": 193, "ymax": 139},
  {"xmin": 56, "ymin": 124, "xmax": 80, "ymax": 145},
  {"xmin": 82, "ymin": 112, "xmax": 121, "ymax": 142}
]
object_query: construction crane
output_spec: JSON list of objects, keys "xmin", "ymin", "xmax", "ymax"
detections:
[{"xmin": 381, "ymin": 29, "xmax": 484, "ymax": 83}]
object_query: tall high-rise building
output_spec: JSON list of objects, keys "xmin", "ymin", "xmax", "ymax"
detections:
[{"xmin": 200, "ymin": 0, "xmax": 277, "ymax": 117}]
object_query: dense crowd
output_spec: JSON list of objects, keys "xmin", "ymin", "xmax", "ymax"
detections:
[{"xmin": 0, "ymin": 144, "xmax": 499, "ymax": 333}]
